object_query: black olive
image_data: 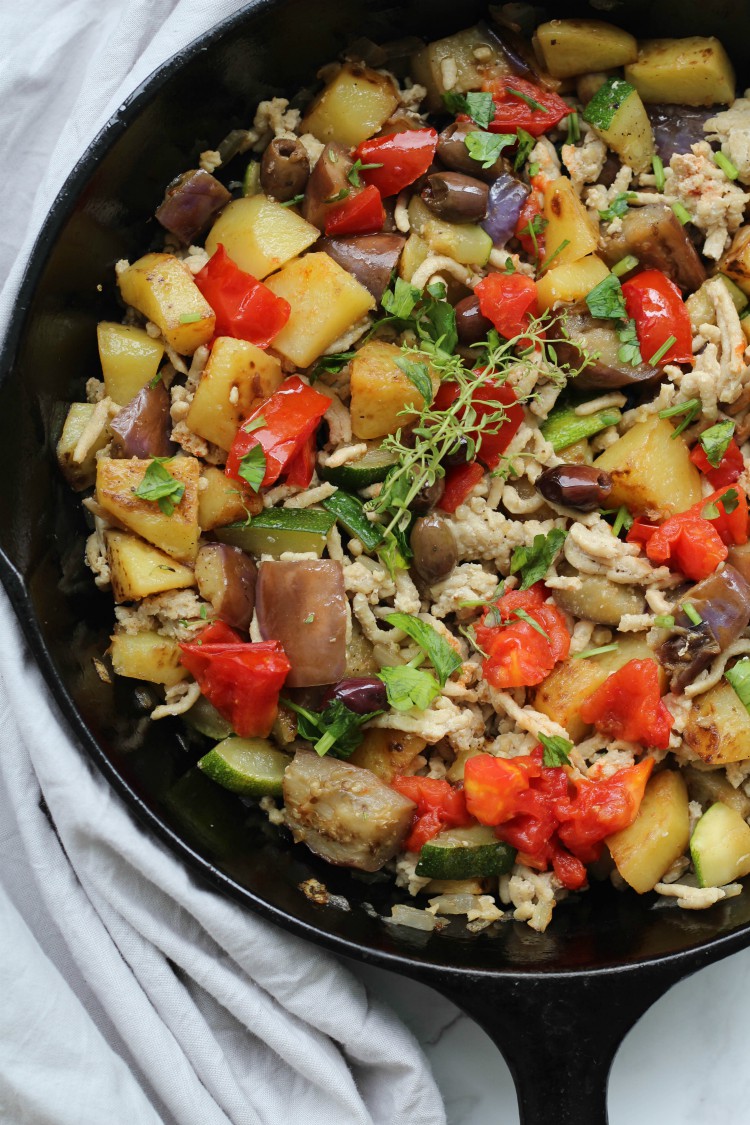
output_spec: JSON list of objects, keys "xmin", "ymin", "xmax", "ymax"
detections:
[
  {"xmin": 536, "ymin": 464, "xmax": 613, "ymax": 512},
  {"xmin": 437, "ymin": 121, "xmax": 507, "ymax": 181},
  {"xmin": 323, "ymin": 677, "xmax": 388, "ymax": 714},
  {"xmin": 442, "ymin": 434, "xmax": 471, "ymax": 468},
  {"xmin": 454, "ymin": 295, "xmax": 493, "ymax": 346},
  {"xmin": 421, "ymin": 172, "xmax": 489, "ymax": 222},
  {"xmin": 260, "ymin": 137, "xmax": 310, "ymax": 202},
  {"xmin": 410, "ymin": 513, "xmax": 458, "ymax": 582},
  {"xmin": 409, "ymin": 475, "xmax": 446, "ymax": 514}
]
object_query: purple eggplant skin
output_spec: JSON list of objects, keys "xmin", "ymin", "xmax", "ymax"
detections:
[
  {"xmin": 256, "ymin": 559, "xmax": 348, "ymax": 688},
  {"xmin": 552, "ymin": 305, "xmax": 661, "ymax": 391},
  {"xmin": 155, "ymin": 169, "xmax": 231, "ymax": 245},
  {"xmin": 481, "ymin": 173, "xmax": 531, "ymax": 247},
  {"xmin": 260, "ymin": 137, "xmax": 310, "ymax": 203},
  {"xmin": 318, "ymin": 234, "xmax": 405, "ymax": 300},
  {"xmin": 657, "ymin": 564, "xmax": 750, "ymax": 691},
  {"xmin": 601, "ymin": 203, "xmax": 706, "ymax": 293},
  {"xmin": 302, "ymin": 142, "xmax": 352, "ymax": 230},
  {"xmin": 109, "ymin": 381, "xmax": 174, "ymax": 459},
  {"xmin": 648, "ymin": 104, "xmax": 714, "ymax": 163},
  {"xmin": 194, "ymin": 544, "xmax": 257, "ymax": 633}
]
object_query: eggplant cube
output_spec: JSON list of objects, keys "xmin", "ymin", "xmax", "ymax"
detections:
[{"xmin": 195, "ymin": 543, "xmax": 257, "ymax": 632}]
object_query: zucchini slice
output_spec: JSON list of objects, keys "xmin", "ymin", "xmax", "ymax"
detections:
[
  {"xmin": 416, "ymin": 825, "xmax": 516, "ymax": 879},
  {"xmin": 198, "ymin": 736, "xmax": 291, "ymax": 797},
  {"xmin": 583, "ymin": 77, "xmax": 654, "ymax": 174},
  {"xmin": 322, "ymin": 489, "xmax": 384, "ymax": 551},
  {"xmin": 690, "ymin": 801, "xmax": 750, "ymax": 888},
  {"xmin": 540, "ymin": 401, "xmax": 622, "ymax": 452},
  {"xmin": 318, "ymin": 447, "xmax": 398, "ymax": 490},
  {"xmin": 215, "ymin": 507, "xmax": 336, "ymax": 558},
  {"xmin": 185, "ymin": 695, "xmax": 234, "ymax": 740}
]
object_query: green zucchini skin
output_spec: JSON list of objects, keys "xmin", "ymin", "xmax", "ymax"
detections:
[
  {"xmin": 583, "ymin": 76, "xmax": 636, "ymax": 131},
  {"xmin": 416, "ymin": 825, "xmax": 517, "ymax": 879},
  {"xmin": 318, "ymin": 448, "xmax": 398, "ymax": 489}
]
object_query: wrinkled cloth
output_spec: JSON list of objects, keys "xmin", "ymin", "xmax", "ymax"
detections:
[{"xmin": 0, "ymin": 3, "xmax": 445, "ymax": 1122}]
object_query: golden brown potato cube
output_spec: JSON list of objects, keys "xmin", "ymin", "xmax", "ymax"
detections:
[
  {"xmin": 347, "ymin": 729, "xmax": 427, "ymax": 783},
  {"xmin": 204, "ymin": 195, "xmax": 319, "ymax": 280},
  {"xmin": 97, "ymin": 322, "xmax": 164, "ymax": 404},
  {"xmin": 198, "ymin": 466, "xmax": 261, "ymax": 531},
  {"xmin": 264, "ymin": 253, "xmax": 375, "ymax": 368},
  {"xmin": 56, "ymin": 403, "xmax": 111, "ymax": 491},
  {"xmin": 300, "ymin": 63, "xmax": 399, "ymax": 147},
  {"xmin": 683, "ymin": 681, "xmax": 750, "ymax": 765},
  {"xmin": 117, "ymin": 253, "xmax": 215, "ymax": 355},
  {"xmin": 606, "ymin": 771, "xmax": 690, "ymax": 893},
  {"xmin": 625, "ymin": 37, "xmax": 735, "ymax": 106},
  {"xmin": 110, "ymin": 631, "xmax": 189, "ymax": 686},
  {"xmin": 349, "ymin": 340, "xmax": 437, "ymax": 440},
  {"xmin": 593, "ymin": 414, "xmax": 702, "ymax": 517},
  {"xmin": 186, "ymin": 337, "xmax": 283, "ymax": 451},
  {"xmin": 535, "ymin": 20, "xmax": 637, "ymax": 79},
  {"xmin": 541, "ymin": 178, "xmax": 598, "ymax": 269},
  {"xmin": 536, "ymin": 254, "xmax": 610, "ymax": 310},
  {"xmin": 96, "ymin": 456, "xmax": 200, "ymax": 562},
  {"xmin": 105, "ymin": 530, "xmax": 196, "ymax": 603}
]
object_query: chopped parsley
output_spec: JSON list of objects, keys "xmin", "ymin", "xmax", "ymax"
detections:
[
  {"xmin": 395, "ymin": 356, "xmax": 434, "ymax": 407},
  {"xmin": 442, "ymin": 90, "xmax": 495, "ymax": 129},
  {"xmin": 378, "ymin": 662, "xmax": 441, "ymax": 711},
  {"xmin": 347, "ymin": 158, "xmax": 383, "ymax": 188},
  {"xmin": 133, "ymin": 459, "xmax": 185, "ymax": 516},
  {"xmin": 658, "ymin": 398, "xmax": 701, "ymax": 438},
  {"xmin": 510, "ymin": 528, "xmax": 567, "ymax": 590},
  {"xmin": 465, "ymin": 130, "xmax": 515, "ymax": 170},
  {"xmin": 572, "ymin": 643, "xmax": 620, "ymax": 660},
  {"xmin": 598, "ymin": 191, "xmax": 636, "ymax": 223},
  {"xmin": 586, "ymin": 274, "xmax": 627, "ymax": 320},
  {"xmin": 284, "ymin": 697, "xmax": 382, "ymax": 758},
  {"xmin": 513, "ymin": 128, "xmax": 535, "ymax": 171},
  {"xmin": 648, "ymin": 335, "xmax": 677, "ymax": 365},
  {"xmin": 506, "ymin": 86, "xmax": 548, "ymax": 113},
  {"xmin": 385, "ymin": 613, "xmax": 462, "ymax": 685},
  {"xmin": 539, "ymin": 733, "xmax": 573, "ymax": 767},
  {"xmin": 237, "ymin": 445, "xmax": 266, "ymax": 492},
  {"xmin": 698, "ymin": 419, "xmax": 734, "ymax": 467}
]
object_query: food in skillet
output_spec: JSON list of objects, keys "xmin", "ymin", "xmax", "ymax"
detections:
[{"xmin": 57, "ymin": 9, "xmax": 750, "ymax": 932}]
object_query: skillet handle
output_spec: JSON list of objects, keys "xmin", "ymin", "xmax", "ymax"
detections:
[{"xmin": 433, "ymin": 966, "xmax": 683, "ymax": 1125}]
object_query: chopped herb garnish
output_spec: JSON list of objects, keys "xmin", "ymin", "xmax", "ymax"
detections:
[
  {"xmin": 617, "ymin": 318, "xmax": 643, "ymax": 367},
  {"xmin": 241, "ymin": 415, "xmax": 266, "ymax": 435},
  {"xmin": 653, "ymin": 614, "xmax": 675, "ymax": 628},
  {"xmin": 507, "ymin": 86, "xmax": 548, "ymax": 113},
  {"xmin": 512, "ymin": 607, "xmax": 550, "ymax": 639},
  {"xmin": 378, "ymin": 662, "xmax": 441, "ymax": 711},
  {"xmin": 682, "ymin": 602, "xmax": 702, "ymax": 626},
  {"xmin": 510, "ymin": 528, "xmax": 567, "ymax": 590},
  {"xmin": 726, "ymin": 658, "xmax": 750, "ymax": 712},
  {"xmin": 465, "ymin": 130, "xmax": 516, "ymax": 170},
  {"xmin": 611, "ymin": 254, "xmax": 639, "ymax": 278},
  {"xmin": 658, "ymin": 398, "xmax": 701, "ymax": 438},
  {"xmin": 324, "ymin": 187, "xmax": 350, "ymax": 204},
  {"xmin": 599, "ymin": 191, "xmax": 636, "ymax": 223},
  {"xmin": 504, "ymin": 256, "xmax": 516, "ymax": 274},
  {"xmin": 566, "ymin": 112, "xmax": 580, "ymax": 145},
  {"xmin": 703, "ymin": 487, "xmax": 739, "ymax": 519},
  {"xmin": 284, "ymin": 697, "xmax": 381, "ymax": 758},
  {"xmin": 528, "ymin": 161, "xmax": 540, "ymax": 177},
  {"xmin": 134, "ymin": 458, "xmax": 185, "ymax": 516},
  {"xmin": 458, "ymin": 624, "xmax": 488, "ymax": 659},
  {"xmin": 652, "ymin": 154, "xmax": 665, "ymax": 192},
  {"xmin": 179, "ymin": 312, "xmax": 202, "ymax": 324},
  {"xmin": 648, "ymin": 334, "xmax": 677, "ymax": 365},
  {"xmin": 572, "ymin": 643, "xmax": 620, "ymax": 660},
  {"xmin": 611, "ymin": 506, "xmax": 633, "ymax": 536},
  {"xmin": 698, "ymin": 419, "xmax": 734, "ymax": 467},
  {"xmin": 200, "ymin": 604, "xmax": 208, "ymax": 620},
  {"xmin": 714, "ymin": 151, "xmax": 739, "ymax": 180},
  {"xmin": 304, "ymin": 612, "xmax": 315, "ymax": 624},
  {"xmin": 539, "ymin": 732, "xmax": 573, "ymax": 767},
  {"xmin": 538, "ymin": 238, "xmax": 571, "ymax": 275},
  {"xmin": 381, "ymin": 276, "xmax": 421, "ymax": 319},
  {"xmin": 518, "ymin": 213, "xmax": 548, "ymax": 264},
  {"xmin": 442, "ymin": 90, "xmax": 496, "ymax": 129},
  {"xmin": 237, "ymin": 444, "xmax": 266, "ymax": 492},
  {"xmin": 395, "ymin": 356, "xmax": 435, "ymax": 407},
  {"xmin": 586, "ymin": 273, "xmax": 627, "ymax": 320},
  {"xmin": 671, "ymin": 201, "xmax": 691, "ymax": 226},
  {"xmin": 149, "ymin": 371, "xmax": 162, "ymax": 389},
  {"xmin": 280, "ymin": 193, "xmax": 305, "ymax": 207},
  {"xmin": 514, "ymin": 128, "xmax": 535, "ymax": 171},
  {"xmin": 385, "ymin": 613, "xmax": 462, "ymax": 685},
  {"xmin": 347, "ymin": 158, "xmax": 383, "ymax": 188}
]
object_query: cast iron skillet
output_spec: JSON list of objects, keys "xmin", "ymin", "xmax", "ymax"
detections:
[{"xmin": 4, "ymin": 1, "xmax": 750, "ymax": 1120}]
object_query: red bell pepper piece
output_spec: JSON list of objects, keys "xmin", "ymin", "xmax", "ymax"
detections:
[
  {"xmin": 284, "ymin": 433, "xmax": 316, "ymax": 488},
  {"xmin": 225, "ymin": 376, "xmax": 331, "ymax": 490},
  {"xmin": 474, "ymin": 584, "xmax": 570, "ymax": 689},
  {"xmin": 194, "ymin": 245, "xmax": 290, "ymax": 347},
  {"xmin": 474, "ymin": 273, "xmax": 539, "ymax": 341},
  {"xmin": 646, "ymin": 512, "xmax": 727, "ymax": 580},
  {"xmin": 621, "ymin": 269, "xmax": 693, "ymax": 366},
  {"xmin": 391, "ymin": 775, "xmax": 473, "ymax": 851},
  {"xmin": 579, "ymin": 659, "xmax": 673, "ymax": 749},
  {"xmin": 324, "ymin": 184, "xmax": 385, "ymax": 237},
  {"xmin": 179, "ymin": 624, "xmax": 291, "ymax": 738},
  {"xmin": 434, "ymin": 377, "xmax": 524, "ymax": 470},
  {"xmin": 690, "ymin": 437, "xmax": 744, "ymax": 489},
  {"xmin": 626, "ymin": 516, "xmax": 659, "ymax": 545},
  {"xmin": 482, "ymin": 76, "xmax": 570, "ymax": 137},
  {"xmin": 514, "ymin": 193, "xmax": 545, "ymax": 258},
  {"xmin": 701, "ymin": 486, "xmax": 749, "ymax": 546},
  {"xmin": 354, "ymin": 128, "xmax": 439, "ymax": 198},
  {"xmin": 438, "ymin": 461, "xmax": 485, "ymax": 513}
]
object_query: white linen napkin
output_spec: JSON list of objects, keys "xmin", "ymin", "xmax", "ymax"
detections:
[{"xmin": 0, "ymin": 2, "xmax": 446, "ymax": 1122}]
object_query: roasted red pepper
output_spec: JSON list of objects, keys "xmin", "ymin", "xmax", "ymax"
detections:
[
  {"xmin": 579, "ymin": 659, "xmax": 673, "ymax": 749},
  {"xmin": 514, "ymin": 194, "xmax": 545, "ymax": 258},
  {"xmin": 391, "ymin": 775, "xmax": 473, "ymax": 852},
  {"xmin": 438, "ymin": 460, "xmax": 485, "ymax": 513},
  {"xmin": 474, "ymin": 584, "xmax": 570, "ymax": 689},
  {"xmin": 225, "ymin": 376, "xmax": 331, "ymax": 490},
  {"xmin": 621, "ymin": 269, "xmax": 693, "ymax": 366},
  {"xmin": 194, "ymin": 245, "xmax": 290, "ymax": 347},
  {"xmin": 645, "ymin": 511, "xmax": 727, "ymax": 580},
  {"xmin": 324, "ymin": 184, "xmax": 385, "ymax": 237},
  {"xmin": 179, "ymin": 623, "xmax": 291, "ymax": 738},
  {"xmin": 474, "ymin": 272, "xmax": 539, "ymax": 341},
  {"xmin": 702, "ymin": 486, "xmax": 749, "ymax": 546},
  {"xmin": 354, "ymin": 128, "xmax": 439, "ymax": 198},
  {"xmin": 434, "ymin": 377, "xmax": 524, "ymax": 470},
  {"xmin": 284, "ymin": 433, "xmax": 316, "ymax": 488},
  {"xmin": 482, "ymin": 76, "xmax": 570, "ymax": 137},
  {"xmin": 690, "ymin": 437, "xmax": 744, "ymax": 489},
  {"xmin": 626, "ymin": 516, "xmax": 659, "ymax": 546}
]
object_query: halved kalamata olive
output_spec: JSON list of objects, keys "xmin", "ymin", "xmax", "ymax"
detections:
[
  {"xmin": 155, "ymin": 169, "xmax": 231, "ymax": 245},
  {"xmin": 260, "ymin": 137, "xmax": 310, "ymax": 202},
  {"xmin": 302, "ymin": 142, "xmax": 352, "ymax": 230},
  {"xmin": 323, "ymin": 676, "xmax": 388, "ymax": 714},
  {"xmin": 411, "ymin": 513, "xmax": 458, "ymax": 582},
  {"xmin": 256, "ymin": 559, "xmax": 347, "ymax": 687},
  {"xmin": 318, "ymin": 233, "xmax": 405, "ymax": 300},
  {"xmin": 537, "ymin": 464, "xmax": 613, "ymax": 511},
  {"xmin": 437, "ymin": 121, "xmax": 508, "ymax": 182},
  {"xmin": 455, "ymin": 295, "xmax": 493, "ymax": 345},
  {"xmin": 194, "ymin": 544, "xmax": 257, "ymax": 632},
  {"xmin": 421, "ymin": 172, "xmax": 489, "ymax": 222},
  {"xmin": 109, "ymin": 381, "xmax": 174, "ymax": 459},
  {"xmin": 442, "ymin": 434, "xmax": 471, "ymax": 468},
  {"xmin": 409, "ymin": 475, "xmax": 446, "ymax": 514},
  {"xmin": 601, "ymin": 203, "xmax": 706, "ymax": 293}
]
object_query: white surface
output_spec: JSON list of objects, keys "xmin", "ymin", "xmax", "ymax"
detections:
[{"xmin": 2, "ymin": 2, "xmax": 750, "ymax": 1123}]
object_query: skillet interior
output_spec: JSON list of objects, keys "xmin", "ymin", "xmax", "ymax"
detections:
[{"xmin": 4, "ymin": 0, "xmax": 750, "ymax": 990}]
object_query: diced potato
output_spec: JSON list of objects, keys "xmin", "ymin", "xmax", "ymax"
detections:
[
  {"xmin": 411, "ymin": 25, "xmax": 512, "ymax": 110},
  {"xmin": 606, "ymin": 771, "xmax": 690, "ymax": 894},
  {"xmin": 345, "ymin": 621, "xmax": 379, "ymax": 676},
  {"xmin": 541, "ymin": 178, "xmax": 598, "ymax": 269},
  {"xmin": 533, "ymin": 635, "xmax": 664, "ymax": 741},
  {"xmin": 204, "ymin": 195, "xmax": 319, "ymax": 280},
  {"xmin": 585, "ymin": 82, "xmax": 654, "ymax": 174},
  {"xmin": 718, "ymin": 227, "xmax": 750, "ymax": 297},
  {"xmin": 683, "ymin": 680, "xmax": 750, "ymax": 765},
  {"xmin": 186, "ymin": 337, "xmax": 283, "ymax": 451},
  {"xmin": 117, "ymin": 254, "xmax": 215, "ymax": 355},
  {"xmin": 97, "ymin": 322, "xmax": 164, "ymax": 405},
  {"xmin": 399, "ymin": 231, "xmax": 431, "ymax": 282},
  {"xmin": 96, "ymin": 456, "xmax": 201, "ymax": 562},
  {"xmin": 198, "ymin": 465, "xmax": 261, "ymax": 531},
  {"xmin": 263, "ymin": 253, "xmax": 374, "ymax": 368},
  {"xmin": 625, "ymin": 37, "xmax": 735, "ymax": 106},
  {"xmin": 349, "ymin": 340, "xmax": 437, "ymax": 439},
  {"xmin": 446, "ymin": 745, "xmax": 483, "ymax": 783},
  {"xmin": 56, "ymin": 403, "xmax": 111, "ymax": 491},
  {"xmin": 348, "ymin": 729, "xmax": 427, "ymax": 783},
  {"xmin": 561, "ymin": 438, "xmax": 592, "ymax": 465},
  {"xmin": 536, "ymin": 254, "xmax": 610, "ymax": 310},
  {"xmin": 110, "ymin": 631, "xmax": 188, "ymax": 687},
  {"xmin": 593, "ymin": 414, "xmax": 702, "ymax": 516},
  {"xmin": 535, "ymin": 20, "xmax": 637, "ymax": 79},
  {"xmin": 300, "ymin": 63, "xmax": 399, "ymax": 147},
  {"xmin": 105, "ymin": 530, "xmax": 196, "ymax": 603}
]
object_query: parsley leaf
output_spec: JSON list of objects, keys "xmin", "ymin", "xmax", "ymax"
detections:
[
  {"xmin": 509, "ymin": 528, "xmax": 567, "ymax": 590},
  {"xmin": 134, "ymin": 459, "xmax": 185, "ymax": 516},
  {"xmin": 539, "ymin": 733, "xmax": 572, "ymax": 767},
  {"xmin": 237, "ymin": 444, "xmax": 266, "ymax": 492},
  {"xmin": 699, "ymin": 419, "xmax": 734, "ymax": 467},
  {"xmin": 324, "ymin": 187, "xmax": 349, "ymax": 204},
  {"xmin": 381, "ymin": 277, "xmax": 421, "ymax": 319},
  {"xmin": 378, "ymin": 528, "xmax": 411, "ymax": 577},
  {"xmin": 280, "ymin": 193, "xmax": 305, "ymax": 208},
  {"xmin": 598, "ymin": 191, "xmax": 636, "ymax": 222},
  {"xmin": 617, "ymin": 318, "xmax": 643, "ymax": 367},
  {"xmin": 507, "ymin": 85, "xmax": 548, "ymax": 113},
  {"xmin": 465, "ymin": 130, "xmax": 515, "ymax": 170},
  {"xmin": 442, "ymin": 91, "xmax": 495, "ymax": 129},
  {"xmin": 347, "ymin": 158, "xmax": 383, "ymax": 188},
  {"xmin": 514, "ymin": 128, "xmax": 535, "ymax": 171},
  {"xmin": 512, "ymin": 607, "xmax": 550, "ymax": 639},
  {"xmin": 385, "ymin": 613, "xmax": 462, "ymax": 685},
  {"xmin": 284, "ymin": 697, "xmax": 381, "ymax": 758},
  {"xmin": 703, "ymin": 487, "xmax": 739, "ymax": 519},
  {"xmin": 378, "ymin": 664, "xmax": 441, "ymax": 711},
  {"xmin": 395, "ymin": 356, "xmax": 434, "ymax": 406},
  {"xmin": 586, "ymin": 274, "xmax": 627, "ymax": 320}
]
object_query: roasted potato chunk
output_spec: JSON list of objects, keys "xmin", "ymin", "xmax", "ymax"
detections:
[
  {"xmin": 349, "ymin": 340, "xmax": 437, "ymax": 439},
  {"xmin": 683, "ymin": 681, "xmax": 750, "ymax": 765},
  {"xmin": 300, "ymin": 63, "xmax": 399, "ymax": 147},
  {"xmin": 593, "ymin": 415, "xmax": 702, "ymax": 517},
  {"xmin": 110, "ymin": 631, "xmax": 189, "ymax": 686},
  {"xmin": 106, "ymin": 530, "xmax": 196, "ymax": 603},
  {"xmin": 186, "ymin": 337, "xmax": 283, "ymax": 451},
  {"xmin": 96, "ymin": 456, "xmax": 201, "ymax": 562},
  {"xmin": 117, "ymin": 253, "xmax": 215, "ymax": 355}
]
